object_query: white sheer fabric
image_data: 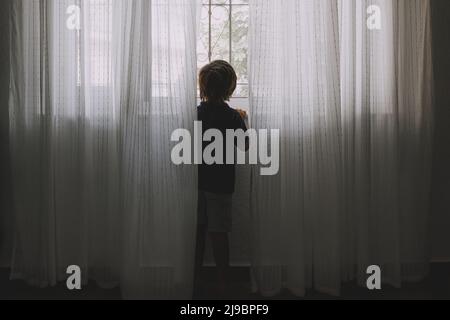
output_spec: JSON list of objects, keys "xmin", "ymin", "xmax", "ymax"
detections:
[
  {"xmin": 9, "ymin": 0, "xmax": 200, "ymax": 299},
  {"xmin": 248, "ymin": 0, "xmax": 433, "ymax": 296}
]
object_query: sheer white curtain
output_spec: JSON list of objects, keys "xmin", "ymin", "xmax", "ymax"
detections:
[
  {"xmin": 248, "ymin": 0, "xmax": 433, "ymax": 296},
  {"xmin": 9, "ymin": 0, "xmax": 200, "ymax": 299}
]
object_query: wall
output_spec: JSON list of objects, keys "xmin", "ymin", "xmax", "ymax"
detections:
[{"xmin": 431, "ymin": 0, "xmax": 450, "ymax": 261}]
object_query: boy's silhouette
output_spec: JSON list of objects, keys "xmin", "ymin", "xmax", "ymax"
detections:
[{"xmin": 195, "ymin": 60, "xmax": 248, "ymax": 296}]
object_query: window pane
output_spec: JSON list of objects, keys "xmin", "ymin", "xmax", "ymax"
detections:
[
  {"xmin": 86, "ymin": 0, "xmax": 113, "ymax": 87},
  {"xmin": 197, "ymin": 1, "xmax": 249, "ymax": 98},
  {"xmin": 235, "ymin": 84, "xmax": 248, "ymax": 97},
  {"xmin": 210, "ymin": 5, "xmax": 230, "ymax": 62},
  {"xmin": 197, "ymin": 5, "xmax": 210, "ymax": 67},
  {"xmin": 231, "ymin": 3, "xmax": 248, "ymax": 85}
]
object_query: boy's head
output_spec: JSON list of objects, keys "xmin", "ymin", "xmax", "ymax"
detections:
[{"xmin": 199, "ymin": 60, "xmax": 237, "ymax": 103}]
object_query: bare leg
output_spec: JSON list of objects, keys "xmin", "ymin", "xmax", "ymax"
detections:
[{"xmin": 209, "ymin": 232, "xmax": 230, "ymax": 296}]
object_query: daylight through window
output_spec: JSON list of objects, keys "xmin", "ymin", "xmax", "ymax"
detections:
[{"xmin": 197, "ymin": 0, "xmax": 249, "ymax": 98}]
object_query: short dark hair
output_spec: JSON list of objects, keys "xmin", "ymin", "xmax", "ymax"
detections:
[{"xmin": 199, "ymin": 60, "xmax": 237, "ymax": 103}]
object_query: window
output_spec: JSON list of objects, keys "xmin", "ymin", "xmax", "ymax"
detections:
[
  {"xmin": 197, "ymin": 0, "xmax": 249, "ymax": 98},
  {"xmin": 75, "ymin": 0, "xmax": 250, "ymax": 100},
  {"xmin": 73, "ymin": 0, "xmax": 112, "ymax": 87}
]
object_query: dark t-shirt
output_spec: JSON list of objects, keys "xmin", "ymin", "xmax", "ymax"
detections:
[{"xmin": 198, "ymin": 101, "xmax": 247, "ymax": 195}]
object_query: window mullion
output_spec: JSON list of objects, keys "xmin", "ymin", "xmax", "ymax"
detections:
[
  {"xmin": 208, "ymin": 0, "xmax": 212, "ymax": 61},
  {"xmin": 229, "ymin": 0, "xmax": 232, "ymax": 64}
]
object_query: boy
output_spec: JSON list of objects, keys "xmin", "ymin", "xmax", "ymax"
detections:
[{"xmin": 195, "ymin": 60, "xmax": 248, "ymax": 296}]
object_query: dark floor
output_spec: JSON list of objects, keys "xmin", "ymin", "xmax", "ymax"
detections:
[{"xmin": 1, "ymin": 264, "xmax": 449, "ymax": 300}]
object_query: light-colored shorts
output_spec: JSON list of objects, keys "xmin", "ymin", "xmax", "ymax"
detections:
[{"xmin": 197, "ymin": 191, "xmax": 233, "ymax": 233}]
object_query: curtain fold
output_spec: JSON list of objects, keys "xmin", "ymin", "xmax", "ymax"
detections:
[
  {"xmin": 9, "ymin": 0, "xmax": 200, "ymax": 299},
  {"xmin": 248, "ymin": 0, "xmax": 433, "ymax": 296}
]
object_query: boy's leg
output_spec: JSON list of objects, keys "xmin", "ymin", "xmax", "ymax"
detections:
[
  {"xmin": 204, "ymin": 192, "xmax": 232, "ymax": 296},
  {"xmin": 194, "ymin": 191, "xmax": 208, "ymax": 293},
  {"xmin": 209, "ymin": 232, "xmax": 230, "ymax": 294},
  {"xmin": 195, "ymin": 224, "xmax": 207, "ymax": 279}
]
